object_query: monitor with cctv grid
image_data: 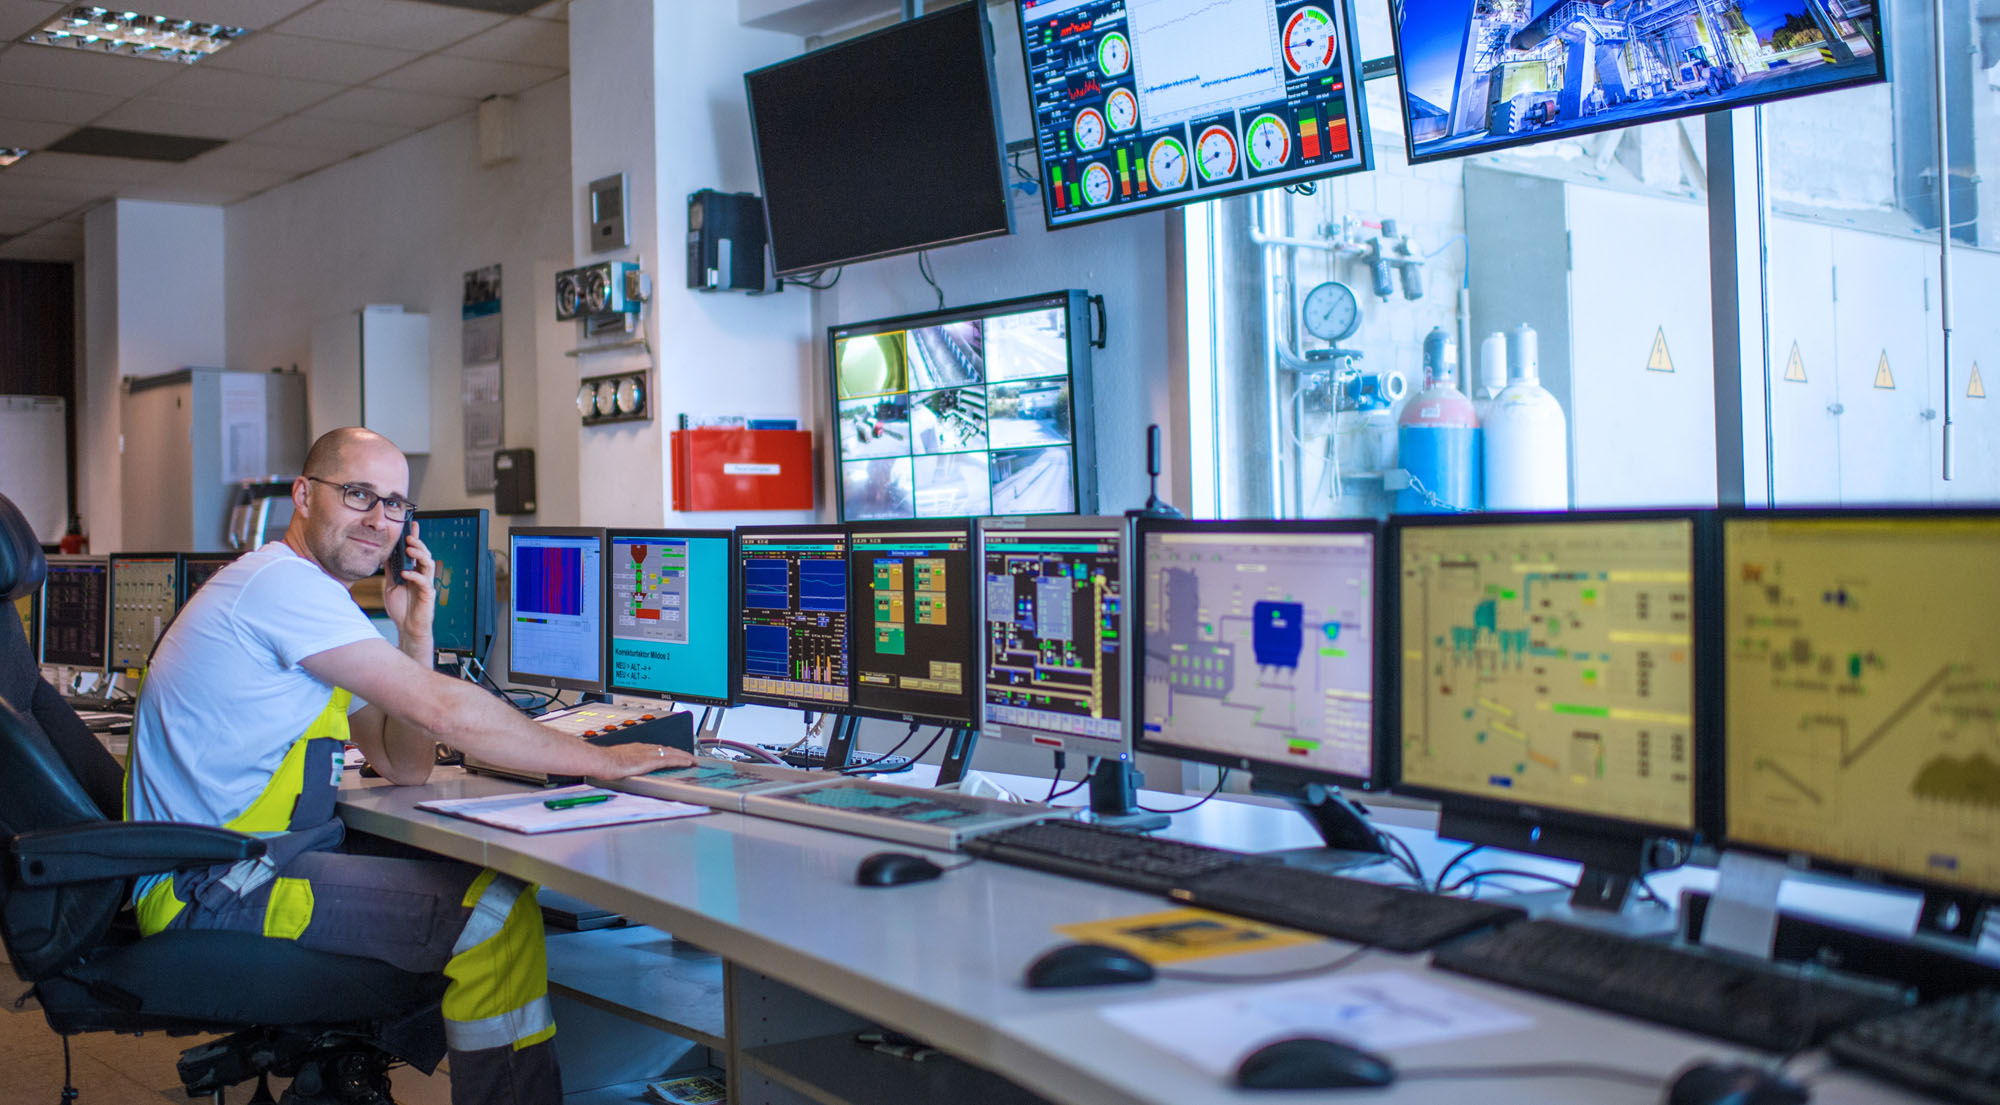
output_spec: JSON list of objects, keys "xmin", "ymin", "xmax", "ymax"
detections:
[
  {"xmin": 108, "ymin": 553, "xmax": 182, "ymax": 673},
  {"xmin": 734, "ymin": 526, "xmax": 852, "ymax": 711},
  {"xmin": 507, "ymin": 528, "xmax": 606, "ymax": 692},
  {"xmin": 42, "ymin": 556, "xmax": 109, "ymax": 671},
  {"xmin": 846, "ymin": 520, "xmax": 976, "ymax": 725},
  {"xmin": 605, "ymin": 529, "xmax": 735, "ymax": 708}
]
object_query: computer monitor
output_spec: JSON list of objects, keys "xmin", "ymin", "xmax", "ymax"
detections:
[
  {"xmin": 1721, "ymin": 511, "xmax": 2000, "ymax": 928},
  {"xmin": 506, "ymin": 528, "xmax": 606, "ymax": 692},
  {"xmin": 415, "ymin": 509, "xmax": 494, "ymax": 664},
  {"xmin": 39, "ymin": 556, "xmax": 107, "ymax": 671},
  {"xmin": 1393, "ymin": 512, "xmax": 1709, "ymax": 899},
  {"xmin": 181, "ymin": 552, "xmax": 240, "ymax": 598},
  {"xmin": 978, "ymin": 515, "xmax": 1132, "ymax": 759},
  {"xmin": 846, "ymin": 520, "xmax": 976, "ymax": 725},
  {"xmin": 107, "ymin": 553, "xmax": 182, "ymax": 673},
  {"xmin": 734, "ymin": 525, "xmax": 851, "ymax": 711},
  {"xmin": 605, "ymin": 529, "xmax": 735, "ymax": 707}
]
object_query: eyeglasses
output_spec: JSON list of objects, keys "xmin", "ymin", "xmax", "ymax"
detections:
[{"xmin": 306, "ymin": 477, "xmax": 417, "ymax": 522}]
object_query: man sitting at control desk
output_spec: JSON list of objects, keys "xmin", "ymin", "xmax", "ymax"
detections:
[{"xmin": 126, "ymin": 426, "xmax": 694, "ymax": 1105}]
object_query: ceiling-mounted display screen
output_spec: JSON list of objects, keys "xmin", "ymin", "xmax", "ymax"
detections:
[
  {"xmin": 1392, "ymin": 0, "xmax": 1884, "ymax": 164},
  {"xmin": 1018, "ymin": 0, "xmax": 1371, "ymax": 229}
]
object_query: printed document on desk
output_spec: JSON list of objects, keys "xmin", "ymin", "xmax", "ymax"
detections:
[
  {"xmin": 1099, "ymin": 971, "xmax": 1533, "ymax": 1076},
  {"xmin": 417, "ymin": 785, "xmax": 710, "ymax": 834}
]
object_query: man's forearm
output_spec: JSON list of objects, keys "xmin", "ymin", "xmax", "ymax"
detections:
[{"xmin": 428, "ymin": 677, "xmax": 640, "ymax": 777}]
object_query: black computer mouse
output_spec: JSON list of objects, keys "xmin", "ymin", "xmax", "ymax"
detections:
[
  {"xmin": 1666, "ymin": 1062, "xmax": 1810, "ymax": 1105},
  {"xmin": 854, "ymin": 851, "xmax": 944, "ymax": 887},
  {"xmin": 1022, "ymin": 943, "xmax": 1156, "ymax": 989},
  {"xmin": 1234, "ymin": 1036, "xmax": 1396, "ymax": 1090}
]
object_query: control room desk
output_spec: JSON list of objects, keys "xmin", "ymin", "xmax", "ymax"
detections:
[{"xmin": 337, "ymin": 772, "xmax": 1929, "ymax": 1105}]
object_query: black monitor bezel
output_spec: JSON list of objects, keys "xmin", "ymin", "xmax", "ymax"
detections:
[
  {"xmin": 1387, "ymin": 0, "xmax": 1888, "ymax": 167},
  {"xmin": 412, "ymin": 508, "xmax": 492, "ymax": 662},
  {"xmin": 1384, "ymin": 509, "xmax": 1720, "ymax": 868},
  {"xmin": 1715, "ymin": 506, "xmax": 2000, "ymax": 904},
  {"xmin": 1013, "ymin": 0, "xmax": 1375, "ymax": 232},
  {"xmin": 505, "ymin": 527, "xmax": 607, "ymax": 693},
  {"xmin": 1131, "ymin": 515, "xmax": 1390, "ymax": 793},
  {"xmin": 106, "ymin": 551, "xmax": 184, "ymax": 673},
  {"xmin": 179, "ymin": 551, "xmax": 242, "ymax": 599},
  {"xmin": 38, "ymin": 555, "xmax": 109, "ymax": 671},
  {"xmin": 732, "ymin": 523, "xmax": 854, "ymax": 713},
  {"xmin": 843, "ymin": 517, "xmax": 979, "ymax": 726},
  {"xmin": 827, "ymin": 289, "xmax": 1099, "ymax": 523},
  {"xmin": 603, "ymin": 527, "xmax": 738, "ymax": 708},
  {"xmin": 975, "ymin": 513, "xmax": 1136, "ymax": 760}
]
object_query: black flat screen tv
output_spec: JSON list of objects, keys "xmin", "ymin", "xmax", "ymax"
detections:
[
  {"xmin": 746, "ymin": 3, "xmax": 1014, "ymax": 276},
  {"xmin": 1391, "ymin": 0, "xmax": 1885, "ymax": 164}
]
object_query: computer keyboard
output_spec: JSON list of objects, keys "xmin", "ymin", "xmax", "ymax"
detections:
[
  {"xmin": 1827, "ymin": 989, "xmax": 2000, "ymax": 1104},
  {"xmin": 1170, "ymin": 863, "xmax": 1526, "ymax": 953},
  {"xmin": 1432, "ymin": 919, "xmax": 1909, "ymax": 1052},
  {"xmin": 963, "ymin": 819, "xmax": 1263, "ymax": 894},
  {"xmin": 758, "ymin": 742, "xmax": 911, "ymax": 772},
  {"xmin": 64, "ymin": 694, "xmax": 133, "ymax": 715}
]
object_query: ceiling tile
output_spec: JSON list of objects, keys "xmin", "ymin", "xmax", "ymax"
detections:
[
  {"xmin": 2, "ymin": 150, "xmax": 173, "ymax": 184},
  {"xmin": 526, "ymin": 2, "xmax": 567, "ymax": 20},
  {"xmin": 0, "ymin": 228, "xmax": 85, "ymax": 261},
  {"xmin": 302, "ymin": 86, "xmax": 474, "ymax": 130},
  {"xmin": 368, "ymin": 54, "xmax": 558, "ymax": 99},
  {"xmin": 275, "ymin": 0, "xmax": 506, "ymax": 52},
  {"xmin": 0, "ymin": 184, "xmax": 87, "ymax": 218},
  {"xmin": 0, "ymin": 0, "xmax": 60, "ymax": 39},
  {"xmin": 146, "ymin": 67, "xmax": 346, "ymax": 115},
  {"xmin": 150, "ymin": 0, "xmax": 319, "ymax": 30},
  {"xmin": 0, "ymin": 44, "xmax": 183, "ymax": 97},
  {"xmin": 182, "ymin": 140, "xmax": 348, "ymax": 177},
  {"xmin": 94, "ymin": 99, "xmax": 281, "ymax": 141},
  {"xmin": 443, "ymin": 17, "xmax": 566, "ymax": 68},
  {"xmin": 0, "ymin": 81, "xmax": 121, "ymax": 124},
  {"xmin": 0, "ymin": 209, "xmax": 49, "ymax": 233},
  {"xmin": 0, "ymin": 170, "xmax": 108, "ymax": 206},
  {"xmin": 245, "ymin": 113, "xmax": 415, "ymax": 154},
  {"xmin": 204, "ymin": 32, "xmax": 418, "ymax": 84},
  {"xmin": 0, "ymin": 116, "xmax": 72, "ymax": 149}
]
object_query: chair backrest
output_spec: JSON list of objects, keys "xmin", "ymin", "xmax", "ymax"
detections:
[{"xmin": 0, "ymin": 694, "xmax": 125, "ymax": 982}]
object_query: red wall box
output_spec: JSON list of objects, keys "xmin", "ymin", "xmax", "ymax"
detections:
[{"xmin": 670, "ymin": 427, "xmax": 815, "ymax": 511}]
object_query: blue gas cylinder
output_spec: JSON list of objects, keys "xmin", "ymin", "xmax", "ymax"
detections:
[{"xmin": 1396, "ymin": 328, "xmax": 1482, "ymax": 513}]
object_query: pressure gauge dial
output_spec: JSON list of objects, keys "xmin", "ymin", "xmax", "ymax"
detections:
[
  {"xmin": 1246, "ymin": 113, "xmax": 1290, "ymax": 172},
  {"xmin": 1105, "ymin": 87, "xmax": 1138, "ymax": 132},
  {"xmin": 1097, "ymin": 31, "xmax": 1129, "ymax": 77},
  {"xmin": 594, "ymin": 380, "xmax": 618, "ymax": 418},
  {"xmin": 1195, "ymin": 124, "xmax": 1238, "ymax": 182},
  {"xmin": 1073, "ymin": 107, "xmax": 1107, "ymax": 151},
  {"xmin": 1080, "ymin": 161, "xmax": 1115, "ymax": 206},
  {"xmin": 1302, "ymin": 280, "xmax": 1362, "ymax": 342},
  {"xmin": 576, "ymin": 383, "xmax": 596, "ymax": 418},
  {"xmin": 1147, "ymin": 135, "xmax": 1189, "ymax": 190},
  {"xmin": 616, "ymin": 375, "xmax": 644, "ymax": 415},
  {"xmin": 1282, "ymin": 6, "xmax": 1338, "ymax": 75}
]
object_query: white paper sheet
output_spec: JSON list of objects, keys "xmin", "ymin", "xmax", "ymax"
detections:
[
  {"xmin": 418, "ymin": 785, "xmax": 710, "ymax": 834},
  {"xmin": 1701, "ymin": 850, "xmax": 1787, "ymax": 959},
  {"xmin": 219, "ymin": 373, "xmax": 268, "ymax": 482},
  {"xmin": 1098, "ymin": 970, "xmax": 1534, "ymax": 1076}
]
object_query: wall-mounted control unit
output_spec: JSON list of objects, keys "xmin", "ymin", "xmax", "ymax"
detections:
[
  {"xmin": 687, "ymin": 189, "xmax": 767, "ymax": 293},
  {"xmin": 588, "ymin": 173, "xmax": 628, "ymax": 252},
  {"xmin": 576, "ymin": 370, "xmax": 650, "ymax": 427},
  {"xmin": 555, "ymin": 261, "xmax": 648, "ymax": 322},
  {"xmin": 494, "ymin": 448, "xmax": 537, "ymax": 515}
]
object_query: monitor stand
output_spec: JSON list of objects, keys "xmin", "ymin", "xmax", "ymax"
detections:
[
  {"xmin": 1262, "ymin": 780, "xmax": 1393, "ymax": 874},
  {"xmin": 1918, "ymin": 889, "xmax": 1992, "ymax": 945},
  {"xmin": 693, "ymin": 706, "xmax": 727, "ymax": 741},
  {"xmin": 1512, "ymin": 868, "xmax": 1678, "ymax": 940},
  {"xmin": 1079, "ymin": 759, "xmax": 1169, "ymax": 832},
  {"xmin": 820, "ymin": 715, "xmax": 862, "ymax": 770},
  {"xmin": 1434, "ymin": 809, "xmax": 1678, "ymax": 938},
  {"xmin": 935, "ymin": 727, "xmax": 979, "ymax": 787}
]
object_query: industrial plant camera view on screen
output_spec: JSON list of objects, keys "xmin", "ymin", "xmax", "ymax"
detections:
[
  {"xmin": 1141, "ymin": 531, "xmax": 1376, "ymax": 778},
  {"xmin": 984, "ymin": 528, "xmax": 1125, "ymax": 744},
  {"xmin": 835, "ymin": 304, "xmax": 1078, "ymax": 520},
  {"xmin": 1724, "ymin": 519, "xmax": 2000, "ymax": 896},
  {"xmin": 1398, "ymin": 520, "xmax": 1697, "ymax": 830},
  {"xmin": 1393, "ymin": 0, "xmax": 1881, "ymax": 162},
  {"xmin": 1020, "ymin": 0, "xmax": 1369, "ymax": 227}
]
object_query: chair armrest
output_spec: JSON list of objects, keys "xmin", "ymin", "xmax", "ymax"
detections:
[{"xmin": 10, "ymin": 822, "xmax": 268, "ymax": 888}]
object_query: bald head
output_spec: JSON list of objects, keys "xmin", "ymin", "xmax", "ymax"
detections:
[
  {"xmin": 304, "ymin": 427, "xmax": 401, "ymax": 480},
  {"xmin": 288, "ymin": 427, "xmax": 412, "ymax": 583}
]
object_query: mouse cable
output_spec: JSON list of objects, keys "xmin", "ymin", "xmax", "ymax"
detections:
[
  {"xmin": 1397, "ymin": 1062, "xmax": 1663, "ymax": 1089},
  {"xmin": 1440, "ymin": 868, "xmax": 1577, "ymax": 897},
  {"xmin": 1156, "ymin": 943, "xmax": 1371, "ymax": 985},
  {"xmin": 843, "ymin": 723, "xmax": 922, "ymax": 774},
  {"xmin": 1431, "ymin": 844, "xmax": 1483, "ymax": 894},
  {"xmin": 1044, "ymin": 751, "xmax": 1069, "ymax": 801},
  {"xmin": 1049, "ymin": 759, "xmax": 1096, "ymax": 802},
  {"xmin": 1137, "ymin": 767, "xmax": 1230, "ymax": 814},
  {"xmin": 1375, "ymin": 831, "xmax": 1427, "ymax": 889},
  {"xmin": 854, "ymin": 725, "xmax": 948, "ymax": 776}
]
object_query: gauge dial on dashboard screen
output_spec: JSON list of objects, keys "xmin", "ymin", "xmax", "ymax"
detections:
[
  {"xmin": 1196, "ymin": 124, "xmax": 1239, "ymax": 182},
  {"xmin": 1098, "ymin": 32, "xmax": 1129, "ymax": 77},
  {"xmin": 1282, "ymin": 6, "xmax": 1339, "ymax": 75},
  {"xmin": 1246, "ymin": 113, "xmax": 1291, "ymax": 172},
  {"xmin": 1148, "ymin": 136, "xmax": 1189, "ymax": 190},
  {"xmin": 1080, "ymin": 162, "xmax": 1115, "ymax": 206},
  {"xmin": 1073, "ymin": 107, "xmax": 1107, "ymax": 151},
  {"xmin": 1105, "ymin": 88, "xmax": 1138, "ymax": 133}
]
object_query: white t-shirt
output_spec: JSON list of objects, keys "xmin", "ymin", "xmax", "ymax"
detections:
[{"xmin": 128, "ymin": 541, "xmax": 381, "ymax": 829}]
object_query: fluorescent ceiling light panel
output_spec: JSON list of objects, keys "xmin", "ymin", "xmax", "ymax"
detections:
[
  {"xmin": 0, "ymin": 149, "xmax": 28, "ymax": 167},
  {"xmin": 24, "ymin": 6, "xmax": 247, "ymax": 64}
]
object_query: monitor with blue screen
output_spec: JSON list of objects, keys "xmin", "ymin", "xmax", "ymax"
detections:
[
  {"xmin": 414, "ymin": 509, "xmax": 493, "ymax": 664},
  {"xmin": 734, "ymin": 526, "xmax": 851, "ymax": 710},
  {"xmin": 41, "ymin": 556, "xmax": 109, "ymax": 672},
  {"xmin": 606, "ymin": 529, "xmax": 735, "ymax": 707},
  {"xmin": 507, "ymin": 528, "xmax": 605, "ymax": 692}
]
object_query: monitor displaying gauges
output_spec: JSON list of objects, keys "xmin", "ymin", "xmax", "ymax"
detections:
[{"xmin": 1017, "ymin": 0, "xmax": 1372, "ymax": 230}]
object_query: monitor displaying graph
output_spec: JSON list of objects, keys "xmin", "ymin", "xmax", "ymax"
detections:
[
  {"xmin": 608, "ymin": 530, "xmax": 734, "ymax": 706},
  {"xmin": 1396, "ymin": 516, "xmax": 1699, "ymax": 832},
  {"xmin": 1723, "ymin": 514, "xmax": 2000, "ymax": 897},
  {"xmin": 737, "ymin": 528, "xmax": 851, "ymax": 708},
  {"xmin": 508, "ymin": 529, "xmax": 604, "ymax": 691}
]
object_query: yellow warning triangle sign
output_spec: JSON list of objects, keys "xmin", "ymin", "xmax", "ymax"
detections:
[
  {"xmin": 1970, "ymin": 362, "xmax": 1987, "ymax": 399},
  {"xmin": 1783, "ymin": 342, "xmax": 1807, "ymax": 383},
  {"xmin": 1647, "ymin": 328, "xmax": 1674, "ymax": 373},
  {"xmin": 1873, "ymin": 351, "xmax": 1894, "ymax": 389}
]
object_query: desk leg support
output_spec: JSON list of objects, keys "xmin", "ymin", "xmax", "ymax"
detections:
[{"xmin": 724, "ymin": 964, "xmax": 870, "ymax": 1105}]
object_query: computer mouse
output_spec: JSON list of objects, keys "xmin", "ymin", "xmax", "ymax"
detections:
[
  {"xmin": 854, "ymin": 851, "xmax": 944, "ymax": 887},
  {"xmin": 1234, "ymin": 1036, "xmax": 1396, "ymax": 1090},
  {"xmin": 1022, "ymin": 943, "xmax": 1156, "ymax": 989},
  {"xmin": 1666, "ymin": 1062, "xmax": 1810, "ymax": 1105}
]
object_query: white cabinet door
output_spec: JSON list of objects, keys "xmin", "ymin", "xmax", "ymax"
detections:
[
  {"xmin": 1764, "ymin": 218, "xmax": 1843, "ymax": 507},
  {"xmin": 1831, "ymin": 232, "xmax": 1935, "ymax": 505},
  {"xmin": 1933, "ymin": 247, "xmax": 2000, "ymax": 504}
]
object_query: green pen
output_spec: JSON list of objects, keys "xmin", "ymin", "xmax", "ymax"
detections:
[{"xmin": 544, "ymin": 794, "xmax": 613, "ymax": 810}]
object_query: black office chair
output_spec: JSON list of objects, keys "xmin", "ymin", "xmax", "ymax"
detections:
[{"xmin": 0, "ymin": 492, "xmax": 446, "ymax": 1104}]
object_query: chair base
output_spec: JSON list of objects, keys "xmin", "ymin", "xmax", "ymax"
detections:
[{"xmin": 178, "ymin": 1027, "xmax": 396, "ymax": 1104}]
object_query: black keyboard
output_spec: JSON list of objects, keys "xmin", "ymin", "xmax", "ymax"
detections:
[
  {"xmin": 64, "ymin": 695, "xmax": 133, "ymax": 715},
  {"xmin": 1432, "ymin": 919, "xmax": 1909, "ymax": 1052},
  {"xmin": 1171, "ymin": 863, "xmax": 1525, "ymax": 952},
  {"xmin": 963, "ymin": 819, "xmax": 1260, "ymax": 894},
  {"xmin": 1828, "ymin": 990, "xmax": 2000, "ymax": 1104},
  {"xmin": 759, "ymin": 742, "xmax": 911, "ymax": 772}
]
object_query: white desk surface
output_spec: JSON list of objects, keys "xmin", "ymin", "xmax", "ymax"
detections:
[{"xmin": 338, "ymin": 771, "xmax": 1940, "ymax": 1105}]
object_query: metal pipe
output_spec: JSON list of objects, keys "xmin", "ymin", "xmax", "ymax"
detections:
[{"xmin": 1933, "ymin": 0, "xmax": 1955, "ymax": 480}]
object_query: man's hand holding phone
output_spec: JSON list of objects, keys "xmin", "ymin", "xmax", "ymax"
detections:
[{"xmin": 384, "ymin": 519, "xmax": 437, "ymax": 658}]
